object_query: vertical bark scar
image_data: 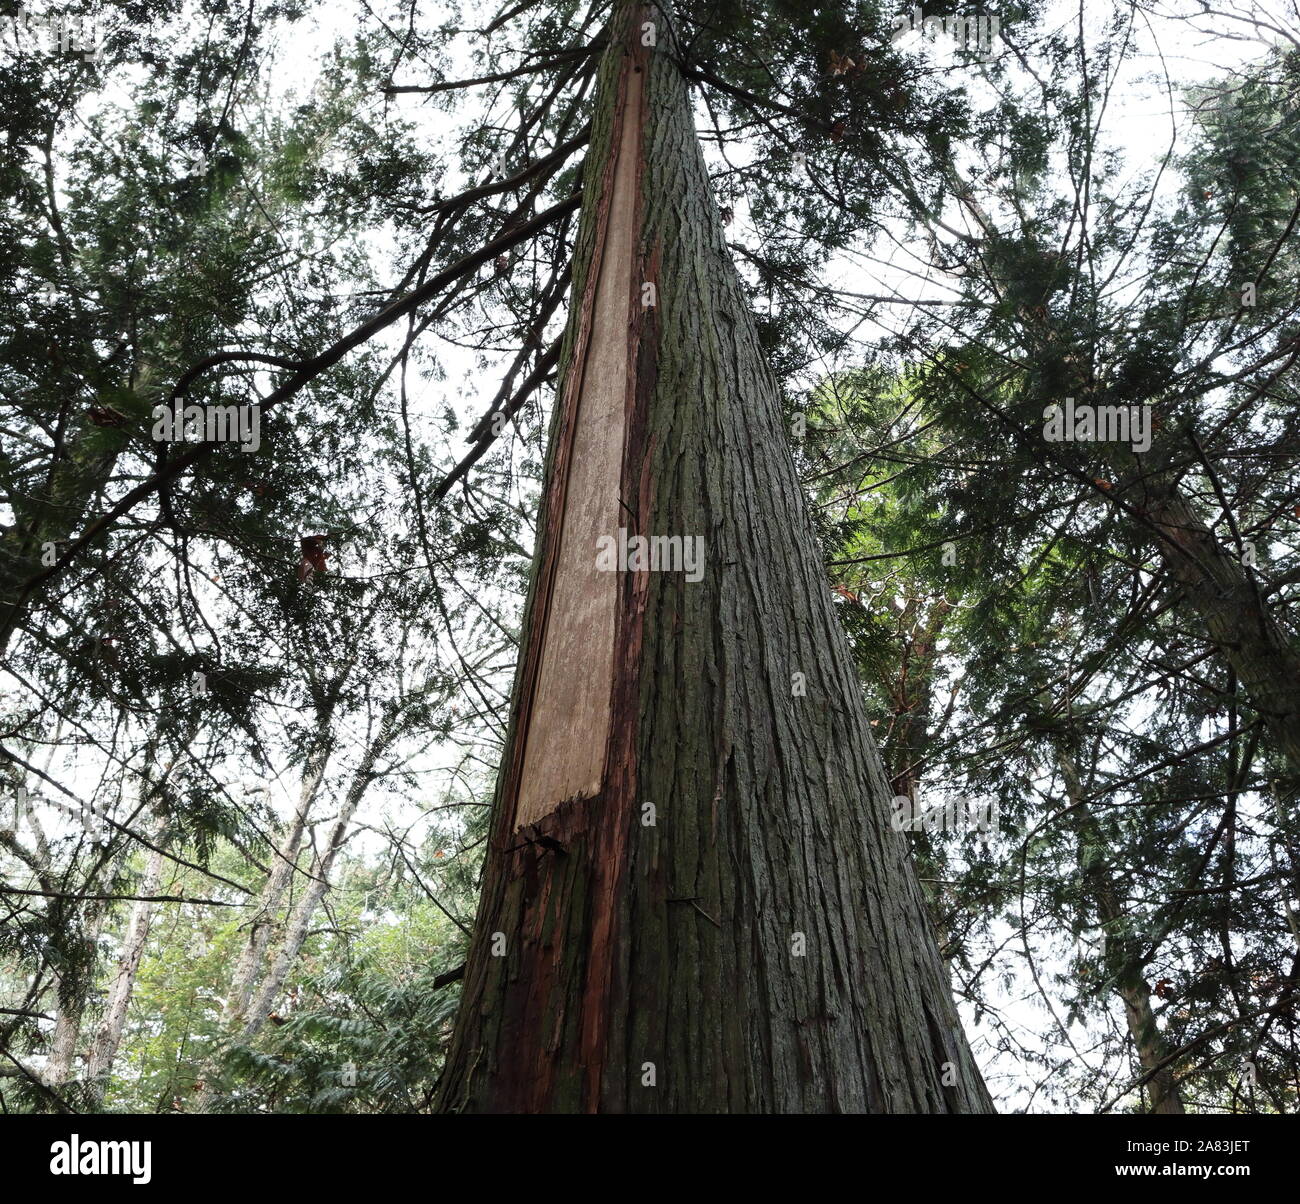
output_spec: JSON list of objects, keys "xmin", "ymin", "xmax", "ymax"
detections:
[{"xmin": 511, "ymin": 47, "xmax": 648, "ymax": 831}]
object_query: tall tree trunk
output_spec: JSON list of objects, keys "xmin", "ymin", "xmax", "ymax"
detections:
[
  {"xmin": 1060, "ymin": 751, "xmax": 1184, "ymax": 1114},
  {"xmin": 84, "ymin": 827, "xmax": 168, "ymax": 1105},
  {"xmin": 435, "ymin": 5, "xmax": 991, "ymax": 1114}
]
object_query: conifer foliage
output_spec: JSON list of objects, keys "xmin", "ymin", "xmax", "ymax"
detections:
[{"xmin": 1, "ymin": 0, "xmax": 1297, "ymax": 1115}]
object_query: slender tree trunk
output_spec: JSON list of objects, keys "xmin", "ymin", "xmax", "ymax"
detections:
[
  {"xmin": 46, "ymin": 899, "xmax": 109, "ymax": 1089},
  {"xmin": 83, "ymin": 830, "xmax": 168, "ymax": 1105},
  {"xmin": 1141, "ymin": 482, "xmax": 1300, "ymax": 786},
  {"xmin": 880, "ymin": 599, "xmax": 951, "ymax": 803},
  {"xmin": 238, "ymin": 857, "xmax": 333, "ymax": 1040},
  {"xmin": 0, "ymin": 424, "xmax": 126, "ymax": 656},
  {"xmin": 435, "ymin": 5, "xmax": 991, "ymax": 1114},
  {"xmin": 45, "ymin": 989, "xmax": 84, "ymax": 1088},
  {"xmin": 224, "ymin": 719, "xmax": 332, "ymax": 1027},
  {"xmin": 1114, "ymin": 978, "xmax": 1184, "ymax": 1115},
  {"xmin": 240, "ymin": 729, "xmax": 389, "ymax": 1039},
  {"xmin": 1060, "ymin": 752, "xmax": 1184, "ymax": 1114},
  {"xmin": 193, "ymin": 717, "xmax": 332, "ymax": 1110}
]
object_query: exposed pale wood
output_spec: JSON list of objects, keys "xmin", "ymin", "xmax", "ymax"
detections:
[{"xmin": 513, "ymin": 58, "xmax": 643, "ymax": 828}]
